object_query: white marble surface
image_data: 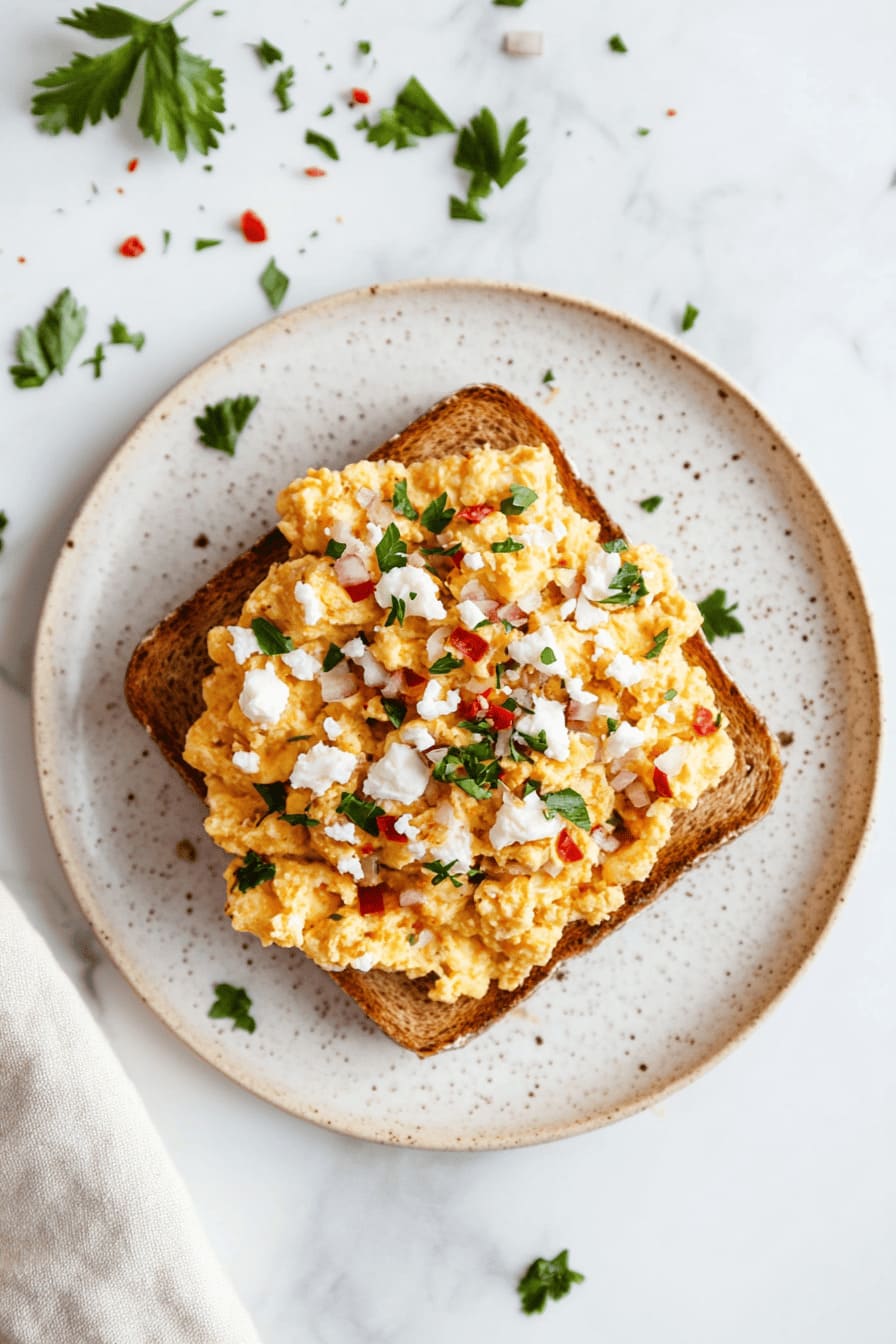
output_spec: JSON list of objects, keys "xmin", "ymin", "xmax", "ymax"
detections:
[{"xmin": 1, "ymin": 1, "xmax": 893, "ymax": 1339}]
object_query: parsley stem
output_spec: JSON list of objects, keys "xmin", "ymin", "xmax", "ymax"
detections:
[{"xmin": 162, "ymin": 0, "xmax": 199, "ymax": 22}]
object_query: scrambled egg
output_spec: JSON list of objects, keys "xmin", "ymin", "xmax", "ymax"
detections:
[{"xmin": 184, "ymin": 443, "xmax": 734, "ymax": 1002}]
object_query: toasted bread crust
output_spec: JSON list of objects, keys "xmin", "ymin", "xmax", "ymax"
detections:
[{"xmin": 125, "ymin": 385, "xmax": 783, "ymax": 1055}]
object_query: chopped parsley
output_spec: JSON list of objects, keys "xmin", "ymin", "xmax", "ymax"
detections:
[
  {"xmin": 31, "ymin": 2, "xmax": 226, "ymax": 161},
  {"xmin": 80, "ymin": 342, "xmax": 105, "ymax": 379},
  {"xmin": 420, "ymin": 491, "xmax": 456, "ymax": 533},
  {"xmin": 162, "ymin": 227, "xmax": 171, "ymax": 251},
  {"xmin": 251, "ymin": 616, "xmax": 293, "ymax": 654},
  {"xmin": 450, "ymin": 107, "xmax": 529, "ymax": 222},
  {"xmin": 260, "ymin": 257, "xmax": 289, "ymax": 309},
  {"xmin": 381, "ymin": 697, "xmax": 407, "ymax": 729},
  {"xmin": 194, "ymin": 394, "xmax": 259, "ymax": 455},
  {"xmin": 608, "ymin": 33, "xmax": 628, "ymax": 52},
  {"xmin": 109, "ymin": 317, "xmax": 145, "ymax": 351},
  {"xmin": 517, "ymin": 1250, "xmax": 585, "ymax": 1315},
  {"xmin": 424, "ymin": 859, "xmax": 462, "ymax": 887},
  {"xmin": 605, "ymin": 809, "xmax": 624, "ymax": 830},
  {"xmin": 305, "ymin": 128, "xmax": 339, "ymax": 160},
  {"xmin": 600, "ymin": 560, "xmax": 648, "ymax": 607},
  {"xmin": 0, "ymin": 512, "xmax": 7, "ymax": 552},
  {"xmin": 500, "ymin": 482, "xmax": 538, "ymax": 516},
  {"xmin": 698, "ymin": 588, "xmax": 744, "ymax": 642},
  {"xmin": 606, "ymin": 718, "xmax": 618, "ymax": 733},
  {"xmin": 392, "ymin": 479, "xmax": 418, "ymax": 520},
  {"xmin": 337, "ymin": 791, "xmax": 384, "ymax": 835},
  {"xmin": 432, "ymin": 742, "xmax": 500, "ymax": 799},
  {"xmin": 254, "ymin": 38, "xmax": 283, "ymax": 66},
  {"xmin": 491, "ymin": 537, "xmax": 524, "ymax": 553},
  {"xmin": 375, "ymin": 522, "xmax": 407, "ymax": 572},
  {"xmin": 320, "ymin": 103, "xmax": 334, "ymax": 117},
  {"xmin": 279, "ymin": 812, "xmax": 319, "ymax": 827},
  {"xmin": 194, "ymin": 237, "xmax": 221, "ymax": 251},
  {"xmin": 208, "ymin": 982, "xmax": 255, "ymax": 1033},
  {"xmin": 10, "ymin": 288, "xmax": 87, "ymax": 388},
  {"xmin": 429, "ymin": 653, "xmax": 463, "ymax": 675},
  {"xmin": 385, "ymin": 595, "xmax": 406, "ymax": 627},
  {"xmin": 516, "ymin": 728, "xmax": 548, "ymax": 754},
  {"xmin": 639, "ymin": 495, "xmax": 662, "ymax": 513},
  {"xmin": 273, "ymin": 65, "xmax": 295, "ymax": 111},
  {"xmin": 637, "ymin": 126, "xmax": 651, "ymax": 136},
  {"xmin": 522, "ymin": 779, "xmax": 541, "ymax": 797},
  {"xmin": 601, "ymin": 538, "xmax": 628, "ymax": 553},
  {"xmin": 325, "ymin": 538, "xmax": 346, "ymax": 558},
  {"xmin": 681, "ymin": 302, "xmax": 700, "ymax": 332},
  {"xmin": 493, "ymin": 0, "xmax": 527, "ymax": 5},
  {"xmin": 357, "ymin": 39, "xmax": 372, "ymax": 55},
  {"xmin": 663, "ymin": 688, "xmax": 678, "ymax": 701},
  {"xmin": 322, "ymin": 642, "xmax": 345, "ymax": 671},
  {"xmin": 539, "ymin": 647, "xmax": 557, "ymax": 666},
  {"xmin": 542, "ymin": 368, "xmax": 555, "ymax": 384},
  {"xmin": 357, "ymin": 75, "xmax": 455, "ymax": 150},
  {"xmin": 234, "ymin": 849, "xmax": 275, "ymax": 892},
  {"xmin": 421, "ymin": 542, "xmax": 461, "ymax": 556},
  {"xmin": 542, "ymin": 789, "xmax": 591, "ymax": 830},
  {"xmin": 253, "ymin": 781, "xmax": 287, "ymax": 815},
  {"xmin": 645, "ymin": 628, "xmax": 669, "ymax": 659}
]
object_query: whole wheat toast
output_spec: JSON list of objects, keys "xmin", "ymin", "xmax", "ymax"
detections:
[{"xmin": 126, "ymin": 384, "xmax": 783, "ymax": 1056}]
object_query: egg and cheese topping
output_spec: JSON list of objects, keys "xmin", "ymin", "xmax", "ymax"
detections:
[{"xmin": 184, "ymin": 443, "xmax": 734, "ymax": 1002}]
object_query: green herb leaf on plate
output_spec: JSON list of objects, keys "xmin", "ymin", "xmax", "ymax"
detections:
[
  {"xmin": 697, "ymin": 588, "xmax": 744, "ymax": 642},
  {"xmin": 356, "ymin": 75, "xmax": 454, "ymax": 150},
  {"xmin": 194, "ymin": 394, "xmax": 259, "ymax": 455},
  {"xmin": 208, "ymin": 982, "xmax": 255, "ymax": 1032},
  {"xmin": 639, "ymin": 495, "xmax": 662, "ymax": 513}
]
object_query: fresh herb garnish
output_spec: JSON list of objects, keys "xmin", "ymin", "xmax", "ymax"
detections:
[
  {"xmin": 273, "ymin": 65, "xmax": 294, "ymax": 111},
  {"xmin": 420, "ymin": 542, "xmax": 461, "ymax": 556},
  {"xmin": 601, "ymin": 538, "xmax": 628, "ymax": 553},
  {"xmin": 357, "ymin": 39, "xmax": 372, "ymax": 55},
  {"xmin": 356, "ymin": 75, "xmax": 454, "ymax": 150},
  {"xmin": 0, "ymin": 512, "xmax": 7, "ymax": 553},
  {"xmin": 280, "ymin": 812, "xmax": 319, "ymax": 827},
  {"xmin": 306, "ymin": 128, "xmax": 339, "ymax": 160},
  {"xmin": 608, "ymin": 33, "xmax": 628, "ymax": 52},
  {"xmin": 606, "ymin": 809, "xmax": 624, "ymax": 830},
  {"xmin": 467, "ymin": 867, "xmax": 488, "ymax": 884},
  {"xmin": 600, "ymin": 561, "xmax": 648, "ymax": 607},
  {"xmin": 517, "ymin": 1250, "xmax": 585, "ymax": 1315},
  {"xmin": 385, "ymin": 595, "xmax": 406, "ymax": 627},
  {"xmin": 663, "ymin": 688, "xmax": 678, "ymax": 701},
  {"xmin": 392, "ymin": 479, "xmax": 418, "ymax": 520},
  {"xmin": 194, "ymin": 394, "xmax": 259, "ymax": 455},
  {"xmin": 320, "ymin": 103, "xmax": 334, "ymax": 116},
  {"xmin": 681, "ymin": 302, "xmax": 699, "ymax": 332},
  {"xmin": 80, "ymin": 342, "xmax": 105, "ymax": 379},
  {"xmin": 194, "ymin": 237, "xmax": 221, "ymax": 251},
  {"xmin": 253, "ymin": 781, "xmax": 287, "ymax": 815},
  {"xmin": 500, "ymin": 482, "xmax": 538, "ymax": 516},
  {"xmin": 381, "ymin": 697, "xmax": 407, "ymax": 729},
  {"xmin": 491, "ymin": 538, "xmax": 524, "ymax": 553},
  {"xmin": 251, "ymin": 616, "xmax": 294, "ymax": 655},
  {"xmin": 336, "ymin": 791, "xmax": 384, "ymax": 835},
  {"xmin": 698, "ymin": 588, "xmax": 744, "ymax": 642},
  {"xmin": 645, "ymin": 628, "xmax": 669, "ymax": 659},
  {"xmin": 637, "ymin": 126, "xmax": 651, "ymax": 136},
  {"xmin": 375, "ymin": 522, "xmax": 408, "ymax": 573},
  {"xmin": 606, "ymin": 718, "xmax": 618, "ymax": 733},
  {"xmin": 254, "ymin": 37, "xmax": 283, "ymax": 66},
  {"xmin": 429, "ymin": 653, "xmax": 463, "ymax": 675},
  {"xmin": 424, "ymin": 859, "xmax": 462, "ymax": 888},
  {"xmin": 516, "ymin": 728, "xmax": 548, "ymax": 754},
  {"xmin": 639, "ymin": 495, "xmax": 662, "ymax": 513},
  {"xmin": 260, "ymin": 257, "xmax": 289, "ymax": 309},
  {"xmin": 433, "ymin": 742, "xmax": 500, "ymax": 799},
  {"xmin": 493, "ymin": 0, "xmax": 527, "ymax": 5},
  {"xmin": 450, "ymin": 108, "xmax": 529, "ymax": 222},
  {"xmin": 522, "ymin": 779, "xmax": 541, "ymax": 797},
  {"xmin": 539, "ymin": 647, "xmax": 557, "ymax": 666},
  {"xmin": 322, "ymin": 643, "xmax": 345, "ymax": 671},
  {"xmin": 325, "ymin": 538, "xmax": 346, "ymax": 558},
  {"xmin": 32, "ymin": 1, "xmax": 225, "ymax": 160},
  {"xmin": 162, "ymin": 227, "xmax": 171, "ymax": 251},
  {"xmin": 234, "ymin": 849, "xmax": 275, "ymax": 892},
  {"xmin": 10, "ymin": 289, "xmax": 87, "ymax": 388},
  {"xmin": 420, "ymin": 491, "xmax": 456, "ymax": 533},
  {"xmin": 109, "ymin": 317, "xmax": 145, "ymax": 351},
  {"xmin": 542, "ymin": 789, "xmax": 591, "ymax": 830},
  {"xmin": 208, "ymin": 982, "xmax": 255, "ymax": 1032},
  {"xmin": 542, "ymin": 368, "xmax": 555, "ymax": 384}
]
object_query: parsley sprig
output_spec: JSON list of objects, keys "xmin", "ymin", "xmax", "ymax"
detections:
[
  {"xmin": 10, "ymin": 289, "xmax": 87, "ymax": 389},
  {"xmin": 600, "ymin": 560, "xmax": 648, "ymax": 607},
  {"xmin": 450, "ymin": 108, "xmax": 529, "ymax": 222},
  {"xmin": 195, "ymin": 394, "xmax": 258, "ymax": 455},
  {"xmin": 517, "ymin": 1250, "xmax": 585, "ymax": 1315},
  {"xmin": 357, "ymin": 75, "xmax": 455, "ymax": 149},
  {"xmin": 208, "ymin": 982, "xmax": 255, "ymax": 1033},
  {"xmin": 698, "ymin": 588, "xmax": 744, "ymax": 642}
]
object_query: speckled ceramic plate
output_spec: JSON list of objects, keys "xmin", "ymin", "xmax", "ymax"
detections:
[{"xmin": 33, "ymin": 280, "xmax": 880, "ymax": 1149}]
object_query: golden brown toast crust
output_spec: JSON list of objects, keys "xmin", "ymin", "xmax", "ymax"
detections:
[{"xmin": 125, "ymin": 385, "xmax": 783, "ymax": 1056}]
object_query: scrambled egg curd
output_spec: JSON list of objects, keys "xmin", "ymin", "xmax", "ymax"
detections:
[{"xmin": 185, "ymin": 443, "xmax": 734, "ymax": 1002}]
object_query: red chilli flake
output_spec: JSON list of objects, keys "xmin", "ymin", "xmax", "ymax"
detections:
[
  {"xmin": 240, "ymin": 210, "xmax": 267, "ymax": 243},
  {"xmin": 693, "ymin": 706, "xmax": 718, "ymax": 736},
  {"xmin": 666, "ymin": 108, "xmax": 678, "ymax": 117},
  {"xmin": 351, "ymin": 87, "xmax": 371, "ymax": 105},
  {"xmin": 344, "ymin": 579, "xmax": 375, "ymax": 602},
  {"xmin": 557, "ymin": 829, "xmax": 584, "ymax": 863},
  {"xmin": 127, "ymin": 157, "xmax": 139, "ymax": 172},
  {"xmin": 653, "ymin": 765, "xmax": 673, "ymax": 798},
  {"xmin": 487, "ymin": 701, "xmax": 515, "ymax": 729},
  {"xmin": 119, "ymin": 235, "xmax": 145, "ymax": 258},
  {"xmin": 358, "ymin": 885, "xmax": 386, "ymax": 916},
  {"xmin": 448, "ymin": 627, "xmax": 489, "ymax": 663},
  {"xmin": 375, "ymin": 816, "xmax": 408, "ymax": 844},
  {"xmin": 305, "ymin": 166, "xmax": 327, "ymax": 178},
  {"xmin": 456, "ymin": 503, "xmax": 495, "ymax": 524}
]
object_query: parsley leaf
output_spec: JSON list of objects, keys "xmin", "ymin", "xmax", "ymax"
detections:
[
  {"xmin": 273, "ymin": 65, "xmax": 294, "ymax": 111},
  {"xmin": 357, "ymin": 39, "xmax": 371, "ymax": 55},
  {"xmin": 280, "ymin": 812, "xmax": 319, "ymax": 827},
  {"xmin": 253, "ymin": 781, "xmax": 287, "ymax": 815},
  {"xmin": 337, "ymin": 791, "xmax": 384, "ymax": 835},
  {"xmin": 494, "ymin": 0, "xmax": 527, "ymax": 5},
  {"xmin": 608, "ymin": 33, "xmax": 628, "ymax": 52},
  {"xmin": 640, "ymin": 494, "xmax": 662, "ymax": 513},
  {"xmin": 663, "ymin": 688, "xmax": 678, "ymax": 701},
  {"xmin": 517, "ymin": 1250, "xmax": 585, "ymax": 1315},
  {"xmin": 381, "ymin": 697, "xmax": 407, "ymax": 729},
  {"xmin": 251, "ymin": 616, "xmax": 294, "ymax": 655},
  {"xmin": 516, "ymin": 728, "xmax": 547, "ymax": 754},
  {"xmin": 80, "ymin": 342, "xmax": 105, "ymax": 379},
  {"xmin": 681, "ymin": 302, "xmax": 700, "ymax": 332},
  {"xmin": 600, "ymin": 560, "xmax": 648, "ymax": 607},
  {"xmin": 420, "ymin": 492, "xmax": 456, "ymax": 533},
  {"xmin": 542, "ymin": 368, "xmax": 555, "ymax": 384},
  {"xmin": 357, "ymin": 75, "xmax": 455, "ymax": 150},
  {"xmin": 542, "ymin": 789, "xmax": 591, "ymax": 830},
  {"xmin": 385, "ymin": 595, "xmax": 406, "ymax": 627},
  {"xmin": 260, "ymin": 257, "xmax": 289, "ymax": 309},
  {"xmin": 209, "ymin": 982, "xmax": 255, "ymax": 1033},
  {"xmin": 645, "ymin": 628, "xmax": 669, "ymax": 659},
  {"xmin": 195, "ymin": 394, "xmax": 259, "ymax": 455},
  {"xmin": 698, "ymin": 588, "xmax": 744, "ymax": 642},
  {"xmin": 375, "ymin": 522, "xmax": 407, "ymax": 572},
  {"xmin": 601, "ymin": 538, "xmax": 628, "ymax": 553},
  {"xmin": 451, "ymin": 108, "xmax": 529, "ymax": 222},
  {"xmin": 306, "ymin": 127, "xmax": 339, "ymax": 160},
  {"xmin": 392, "ymin": 479, "xmax": 418, "ymax": 520},
  {"xmin": 429, "ymin": 653, "xmax": 463, "ymax": 675},
  {"xmin": 234, "ymin": 849, "xmax": 275, "ymax": 892},
  {"xmin": 0, "ymin": 512, "xmax": 7, "ymax": 553},
  {"xmin": 325, "ymin": 538, "xmax": 346, "ymax": 559},
  {"xmin": 539, "ymin": 647, "xmax": 557, "ymax": 666},
  {"xmin": 606, "ymin": 717, "xmax": 619, "ymax": 733},
  {"xmin": 10, "ymin": 289, "xmax": 87, "ymax": 388},
  {"xmin": 194, "ymin": 237, "xmax": 221, "ymax": 251},
  {"xmin": 424, "ymin": 859, "xmax": 462, "ymax": 887},
  {"xmin": 254, "ymin": 37, "xmax": 283, "ymax": 67},
  {"xmin": 109, "ymin": 317, "xmax": 145, "ymax": 350},
  {"xmin": 500, "ymin": 482, "xmax": 538, "ymax": 516},
  {"xmin": 322, "ymin": 643, "xmax": 345, "ymax": 671},
  {"xmin": 491, "ymin": 538, "xmax": 524, "ymax": 553},
  {"xmin": 32, "ymin": 3, "xmax": 226, "ymax": 161},
  {"xmin": 432, "ymin": 743, "xmax": 500, "ymax": 799}
]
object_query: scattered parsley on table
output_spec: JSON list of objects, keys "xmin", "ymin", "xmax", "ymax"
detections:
[
  {"xmin": 450, "ymin": 107, "xmax": 529, "ymax": 222},
  {"xmin": 260, "ymin": 257, "xmax": 290, "ymax": 309},
  {"xmin": 517, "ymin": 1250, "xmax": 585, "ymax": 1314},
  {"xmin": 681, "ymin": 302, "xmax": 700, "ymax": 331},
  {"xmin": 10, "ymin": 289, "xmax": 87, "ymax": 389}
]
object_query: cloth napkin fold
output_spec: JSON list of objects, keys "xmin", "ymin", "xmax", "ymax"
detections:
[{"xmin": 0, "ymin": 879, "xmax": 261, "ymax": 1344}]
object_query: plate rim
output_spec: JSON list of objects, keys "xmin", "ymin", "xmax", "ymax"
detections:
[{"xmin": 31, "ymin": 276, "xmax": 884, "ymax": 1149}]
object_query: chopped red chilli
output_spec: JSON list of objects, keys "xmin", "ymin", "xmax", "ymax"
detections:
[
  {"xmin": 240, "ymin": 210, "xmax": 267, "ymax": 243},
  {"xmin": 486, "ymin": 701, "xmax": 515, "ymax": 729},
  {"xmin": 305, "ymin": 166, "xmax": 327, "ymax": 178},
  {"xmin": 344, "ymin": 579, "xmax": 375, "ymax": 601},
  {"xmin": 692, "ymin": 706, "xmax": 718, "ymax": 736},
  {"xmin": 358, "ymin": 885, "xmax": 386, "ymax": 915},
  {"xmin": 119, "ymin": 235, "xmax": 145, "ymax": 257},
  {"xmin": 351, "ymin": 87, "xmax": 371, "ymax": 104},
  {"xmin": 456, "ymin": 503, "xmax": 495, "ymax": 523},
  {"xmin": 127, "ymin": 157, "xmax": 139, "ymax": 172},
  {"xmin": 375, "ymin": 816, "xmax": 408, "ymax": 843},
  {"xmin": 448, "ymin": 627, "xmax": 489, "ymax": 663},
  {"xmin": 653, "ymin": 765, "xmax": 673, "ymax": 798},
  {"xmin": 557, "ymin": 829, "xmax": 584, "ymax": 863}
]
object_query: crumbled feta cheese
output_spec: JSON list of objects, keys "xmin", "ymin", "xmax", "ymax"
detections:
[
  {"xmin": 517, "ymin": 695, "xmax": 570, "ymax": 762},
  {"xmin": 489, "ymin": 789, "xmax": 562, "ymax": 849},
  {"xmin": 574, "ymin": 594, "xmax": 609, "ymax": 631},
  {"xmin": 519, "ymin": 524, "xmax": 556, "ymax": 550},
  {"xmin": 381, "ymin": 671, "xmax": 404, "ymax": 696},
  {"xmin": 566, "ymin": 675, "xmax": 598, "ymax": 706},
  {"xmin": 417, "ymin": 680, "xmax": 461, "ymax": 721},
  {"xmin": 324, "ymin": 821, "xmax": 356, "ymax": 843},
  {"xmin": 365, "ymin": 522, "xmax": 384, "ymax": 548},
  {"xmin": 595, "ymin": 628, "xmax": 617, "ymax": 650},
  {"xmin": 554, "ymin": 567, "xmax": 578, "ymax": 597},
  {"xmin": 281, "ymin": 648, "xmax": 322, "ymax": 680},
  {"xmin": 330, "ymin": 521, "xmax": 371, "ymax": 561},
  {"xmin": 506, "ymin": 627, "xmax": 568, "ymax": 677},
  {"xmin": 350, "ymin": 951, "xmax": 377, "ymax": 973},
  {"xmin": 341, "ymin": 637, "xmax": 388, "ymax": 688},
  {"xmin": 401, "ymin": 723, "xmax": 435, "ymax": 751},
  {"xmin": 654, "ymin": 742, "xmax": 689, "ymax": 778},
  {"xmin": 517, "ymin": 590, "xmax": 542, "ymax": 615},
  {"xmin": 228, "ymin": 625, "xmax": 261, "ymax": 665},
  {"xmin": 337, "ymin": 854, "xmax": 365, "ymax": 881},
  {"xmin": 603, "ymin": 721, "xmax": 645, "ymax": 761},
  {"xmin": 605, "ymin": 651, "xmax": 645, "ymax": 688},
  {"xmin": 463, "ymin": 551, "xmax": 485, "ymax": 571},
  {"xmin": 582, "ymin": 546, "xmax": 621, "ymax": 602},
  {"xmin": 429, "ymin": 799, "xmax": 473, "ymax": 870},
  {"xmin": 399, "ymin": 888, "xmax": 427, "ymax": 907},
  {"xmin": 238, "ymin": 664, "xmax": 289, "ymax": 727},
  {"xmin": 654, "ymin": 701, "xmax": 676, "ymax": 724},
  {"xmin": 559, "ymin": 597, "xmax": 576, "ymax": 619},
  {"xmin": 457, "ymin": 598, "xmax": 489, "ymax": 630},
  {"xmin": 374, "ymin": 565, "xmax": 446, "ymax": 622},
  {"xmin": 289, "ymin": 742, "xmax": 357, "ymax": 794},
  {"xmin": 597, "ymin": 701, "xmax": 618, "ymax": 717},
  {"xmin": 416, "ymin": 929, "xmax": 434, "ymax": 948},
  {"xmin": 232, "ymin": 749, "xmax": 260, "ymax": 774},
  {"xmin": 293, "ymin": 581, "xmax": 323, "ymax": 626},
  {"xmin": 362, "ymin": 742, "xmax": 431, "ymax": 805},
  {"xmin": 323, "ymin": 716, "xmax": 343, "ymax": 740},
  {"xmin": 393, "ymin": 813, "xmax": 420, "ymax": 840},
  {"xmin": 319, "ymin": 663, "xmax": 358, "ymax": 702},
  {"xmin": 551, "ymin": 519, "xmax": 567, "ymax": 541}
]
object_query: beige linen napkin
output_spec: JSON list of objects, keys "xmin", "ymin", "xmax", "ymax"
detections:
[{"xmin": 0, "ymin": 879, "xmax": 260, "ymax": 1344}]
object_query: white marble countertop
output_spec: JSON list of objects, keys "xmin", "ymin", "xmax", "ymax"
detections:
[{"xmin": 1, "ymin": 1, "xmax": 894, "ymax": 1339}]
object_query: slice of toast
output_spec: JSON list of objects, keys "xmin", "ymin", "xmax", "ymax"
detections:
[{"xmin": 126, "ymin": 385, "xmax": 783, "ymax": 1056}]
